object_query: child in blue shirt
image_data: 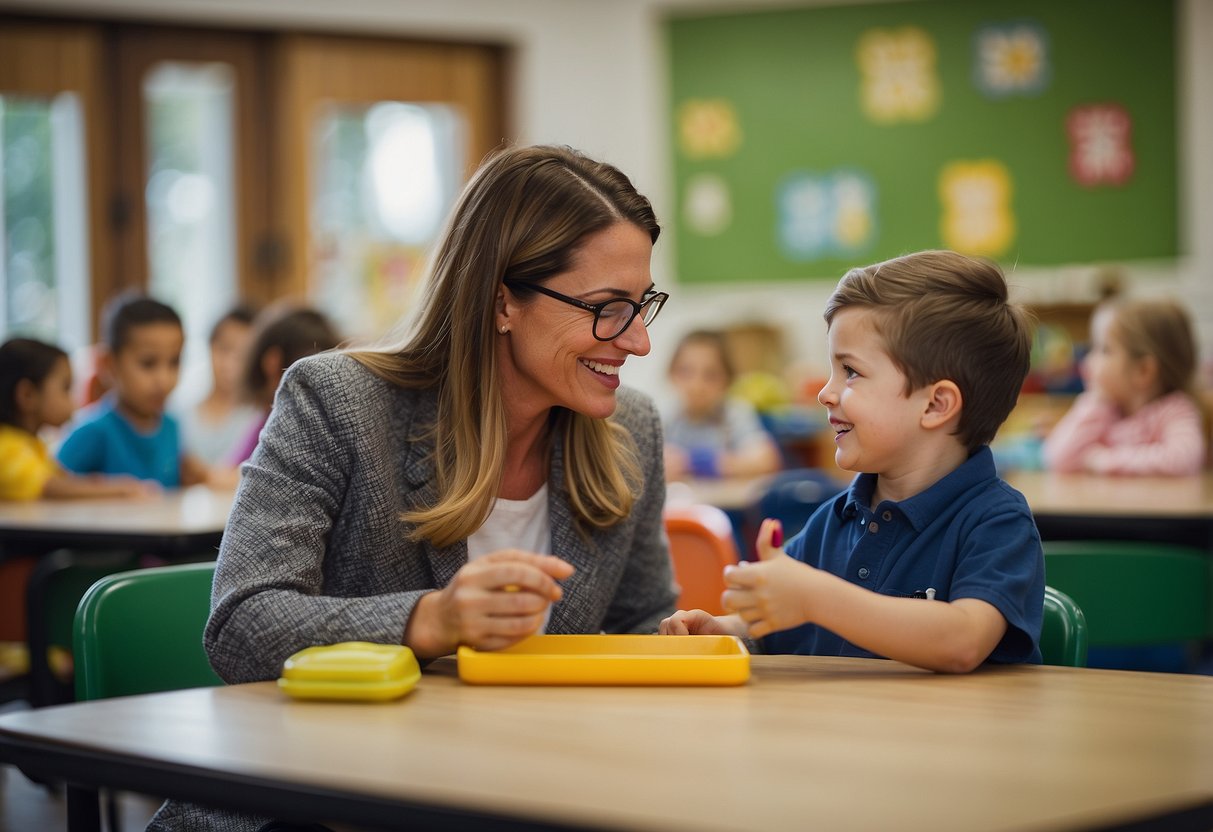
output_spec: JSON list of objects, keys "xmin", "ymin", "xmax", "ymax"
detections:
[
  {"xmin": 57, "ymin": 294, "xmax": 211, "ymax": 488},
  {"xmin": 661, "ymin": 250, "xmax": 1045, "ymax": 672}
]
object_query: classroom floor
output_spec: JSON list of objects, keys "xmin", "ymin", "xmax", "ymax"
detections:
[{"xmin": 0, "ymin": 695, "xmax": 163, "ymax": 832}]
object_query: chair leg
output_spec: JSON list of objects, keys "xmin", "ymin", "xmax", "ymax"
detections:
[
  {"xmin": 104, "ymin": 788, "xmax": 122, "ymax": 832},
  {"xmin": 66, "ymin": 784, "xmax": 102, "ymax": 832}
]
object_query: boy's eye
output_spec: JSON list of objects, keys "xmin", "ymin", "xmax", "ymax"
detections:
[{"xmin": 842, "ymin": 365, "xmax": 858, "ymax": 379}]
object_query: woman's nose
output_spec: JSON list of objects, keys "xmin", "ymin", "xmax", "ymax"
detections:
[{"xmin": 615, "ymin": 314, "xmax": 652, "ymax": 356}]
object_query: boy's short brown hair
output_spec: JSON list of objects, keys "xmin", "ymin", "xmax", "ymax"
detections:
[{"xmin": 824, "ymin": 250, "xmax": 1034, "ymax": 451}]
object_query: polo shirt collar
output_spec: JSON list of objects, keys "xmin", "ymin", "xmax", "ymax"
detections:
[{"xmin": 834, "ymin": 446, "xmax": 997, "ymax": 531}]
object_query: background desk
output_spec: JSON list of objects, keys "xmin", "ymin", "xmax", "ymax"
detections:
[
  {"xmin": 0, "ymin": 485, "xmax": 234, "ymax": 555},
  {"xmin": 0, "ymin": 486, "xmax": 233, "ymax": 707},
  {"xmin": 2, "ymin": 656, "xmax": 1211, "ymax": 832},
  {"xmin": 1005, "ymin": 470, "xmax": 1213, "ymax": 550}
]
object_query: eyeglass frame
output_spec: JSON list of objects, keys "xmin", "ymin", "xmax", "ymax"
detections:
[{"xmin": 501, "ymin": 279, "xmax": 669, "ymax": 342}]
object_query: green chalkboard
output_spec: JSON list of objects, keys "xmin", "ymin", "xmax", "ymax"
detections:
[{"xmin": 667, "ymin": 0, "xmax": 1177, "ymax": 283}]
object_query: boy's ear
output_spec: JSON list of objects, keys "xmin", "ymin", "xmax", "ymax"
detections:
[
  {"xmin": 921, "ymin": 379, "xmax": 962, "ymax": 430},
  {"xmin": 96, "ymin": 348, "xmax": 115, "ymax": 386},
  {"xmin": 261, "ymin": 346, "xmax": 285, "ymax": 381}
]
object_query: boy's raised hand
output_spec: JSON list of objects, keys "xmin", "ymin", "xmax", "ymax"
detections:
[{"xmin": 722, "ymin": 518, "xmax": 817, "ymax": 639}]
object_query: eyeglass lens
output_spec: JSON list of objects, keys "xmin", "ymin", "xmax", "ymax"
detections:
[{"xmin": 593, "ymin": 295, "xmax": 664, "ymax": 340}]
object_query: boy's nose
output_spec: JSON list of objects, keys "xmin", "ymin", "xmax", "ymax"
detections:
[{"xmin": 817, "ymin": 379, "xmax": 836, "ymax": 406}]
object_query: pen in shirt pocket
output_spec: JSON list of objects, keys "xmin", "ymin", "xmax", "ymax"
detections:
[{"xmin": 911, "ymin": 588, "xmax": 937, "ymax": 600}]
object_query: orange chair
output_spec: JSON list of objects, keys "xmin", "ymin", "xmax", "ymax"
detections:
[{"xmin": 663, "ymin": 504, "xmax": 740, "ymax": 615}]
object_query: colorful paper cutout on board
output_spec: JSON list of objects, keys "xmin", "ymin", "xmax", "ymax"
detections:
[
  {"xmin": 856, "ymin": 26, "xmax": 940, "ymax": 124},
  {"xmin": 938, "ymin": 160, "xmax": 1015, "ymax": 257},
  {"xmin": 677, "ymin": 99, "xmax": 743, "ymax": 159},
  {"xmin": 974, "ymin": 20, "xmax": 1050, "ymax": 97},
  {"xmin": 1066, "ymin": 104, "xmax": 1135, "ymax": 187},
  {"xmin": 777, "ymin": 170, "xmax": 876, "ymax": 260}
]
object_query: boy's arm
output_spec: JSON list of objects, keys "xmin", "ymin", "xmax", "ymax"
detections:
[
  {"xmin": 42, "ymin": 471, "xmax": 156, "ymax": 499},
  {"xmin": 724, "ymin": 520, "xmax": 1008, "ymax": 673},
  {"xmin": 56, "ymin": 422, "xmax": 102, "ymax": 474}
]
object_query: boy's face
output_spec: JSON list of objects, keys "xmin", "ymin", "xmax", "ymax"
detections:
[
  {"xmin": 107, "ymin": 322, "xmax": 184, "ymax": 422},
  {"xmin": 817, "ymin": 307, "xmax": 933, "ymax": 475},
  {"xmin": 210, "ymin": 319, "xmax": 252, "ymax": 398},
  {"xmin": 669, "ymin": 341, "xmax": 730, "ymax": 418}
]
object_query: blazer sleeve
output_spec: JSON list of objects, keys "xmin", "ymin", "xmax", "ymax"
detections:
[{"xmin": 204, "ymin": 360, "xmax": 424, "ymax": 684}]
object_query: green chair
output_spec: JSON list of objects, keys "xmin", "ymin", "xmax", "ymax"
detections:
[
  {"xmin": 1039, "ymin": 585, "xmax": 1088, "ymax": 667},
  {"xmin": 73, "ymin": 560, "xmax": 223, "ymax": 701},
  {"xmin": 69, "ymin": 561, "xmax": 222, "ymax": 830},
  {"xmin": 1043, "ymin": 540, "xmax": 1211, "ymax": 671}
]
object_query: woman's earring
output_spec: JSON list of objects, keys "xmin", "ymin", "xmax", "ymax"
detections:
[{"xmin": 499, "ymin": 325, "xmax": 509, "ymax": 334}]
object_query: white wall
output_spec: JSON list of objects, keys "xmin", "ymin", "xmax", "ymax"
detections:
[{"xmin": 6, "ymin": 0, "xmax": 1211, "ymax": 406}]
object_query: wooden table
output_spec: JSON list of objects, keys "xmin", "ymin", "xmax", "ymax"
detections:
[
  {"xmin": 2, "ymin": 655, "xmax": 1211, "ymax": 832},
  {"xmin": 1005, "ymin": 470, "xmax": 1213, "ymax": 550}
]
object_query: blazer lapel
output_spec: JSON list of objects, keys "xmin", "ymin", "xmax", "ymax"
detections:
[{"xmin": 398, "ymin": 388, "xmax": 468, "ymax": 587}]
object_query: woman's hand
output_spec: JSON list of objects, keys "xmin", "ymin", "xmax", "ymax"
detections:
[{"xmin": 405, "ymin": 551, "xmax": 574, "ymax": 658}]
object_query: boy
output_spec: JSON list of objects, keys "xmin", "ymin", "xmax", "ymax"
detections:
[
  {"xmin": 661, "ymin": 250, "xmax": 1044, "ymax": 672},
  {"xmin": 58, "ymin": 294, "xmax": 210, "ymax": 488}
]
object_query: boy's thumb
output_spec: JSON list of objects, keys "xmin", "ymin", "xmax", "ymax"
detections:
[{"xmin": 756, "ymin": 519, "xmax": 783, "ymax": 561}]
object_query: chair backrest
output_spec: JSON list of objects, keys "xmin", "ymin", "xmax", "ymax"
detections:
[
  {"xmin": 745, "ymin": 468, "xmax": 842, "ymax": 558},
  {"xmin": 1039, "ymin": 585, "xmax": 1088, "ymax": 667},
  {"xmin": 73, "ymin": 561, "xmax": 223, "ymax": 700},
  {"xmin": 664, "ymin": 503, "xmax": 740, "ymax": 615},
  {"xmin": 1042, "ymin": 541, "xmax": 1211, "ymax": 647}
]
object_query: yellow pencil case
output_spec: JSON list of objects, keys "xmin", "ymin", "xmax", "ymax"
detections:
[
  {"xmin": 278, "ymin": 641, "xmax": 421, "ymax": 702},
  {"xmin": 458, "ymin": 634, "xmax": 750, "ymax": 686}
]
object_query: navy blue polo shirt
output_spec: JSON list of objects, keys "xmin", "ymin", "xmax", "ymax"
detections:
[{"xmin": 761, "ymin": 446, "xmax": 1044, "ymax": 663}]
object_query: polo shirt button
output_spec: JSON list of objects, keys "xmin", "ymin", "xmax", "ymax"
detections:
[
  {"xmin": 882, "ymin": 510, "xmax": 892, "ymax": 521},
  {"xmin": 868, "ymin": 521, "xmax": 879, "ymax": 533},
  {"xmin": 857, "ymin": 567, "xmax": 870, "ymax": 579}
]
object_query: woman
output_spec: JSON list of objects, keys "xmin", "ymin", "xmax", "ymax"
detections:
[{"xmin": 149, "ymin": 144, "xmax": 677, "ymax": 831}]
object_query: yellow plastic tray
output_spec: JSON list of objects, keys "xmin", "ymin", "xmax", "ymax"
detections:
[
  {"xmin": 457, "ymin": 634, "xmax": 750, "ymax": 686},
  {"xmin": 278, "ymin": 642, "xmax": 421, "ymax": 702}
]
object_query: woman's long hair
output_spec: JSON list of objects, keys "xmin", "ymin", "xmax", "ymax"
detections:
[{"xmin": 350, "ymin": 145, "xmax": 661, "ymax": 547}]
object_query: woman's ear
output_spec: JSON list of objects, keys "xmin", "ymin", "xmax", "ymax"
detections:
[
  {"xmin": 495, "ymin": 288, "xmax": 513, "ymax": 334},
  {"xmin": 921, "ymin": 379, "xmax": 963, "ymax": 430}
]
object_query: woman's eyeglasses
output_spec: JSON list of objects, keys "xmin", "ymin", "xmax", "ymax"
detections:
[{"xmin": 503, "ymin": 280, "xmax": 668, "ymax": 342}]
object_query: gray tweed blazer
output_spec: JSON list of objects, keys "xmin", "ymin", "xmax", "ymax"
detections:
[{"xmin": 149, "ymin": 352, "xmax": 678, "ymax": 832}]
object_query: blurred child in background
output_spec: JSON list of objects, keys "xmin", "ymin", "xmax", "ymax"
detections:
[
  {"xmin": 0, "ymin": 337, "xmax": 152, "ymax": 500},
  {"xmin": 176, "ymin": 304, "xmax": 261, "ymax": 464},
  {"xmin": 57, "ymin": 293, "xmax": 213, "ymax": 487},
  {"xmin": 228, "ymin": 304, "xmax": 341, "ymax": 465},
  {"xmin": 662, "ymin": 329, "xmax": 781, "ymax": 480},
  {"xmin": 0, "ymin": 336, "xmax": 150, "ymax": 681},
  {"xmin": 1043, "ymin": 298, "xmax": 1207, "ymax": 475}
]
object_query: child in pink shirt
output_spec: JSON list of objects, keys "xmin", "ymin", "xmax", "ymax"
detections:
[{"xmin": 1043, "ymin": 298, "xmax": 1207, "ymax": 475}]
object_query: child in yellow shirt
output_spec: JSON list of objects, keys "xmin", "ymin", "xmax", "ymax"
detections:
[
  {"xmin": 0, "ymin": 337, "xmax": 153, "ymax": 680},
  {"xmin": 0, "ymin": 337, "xmax": 151, "ymax": 500}
]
